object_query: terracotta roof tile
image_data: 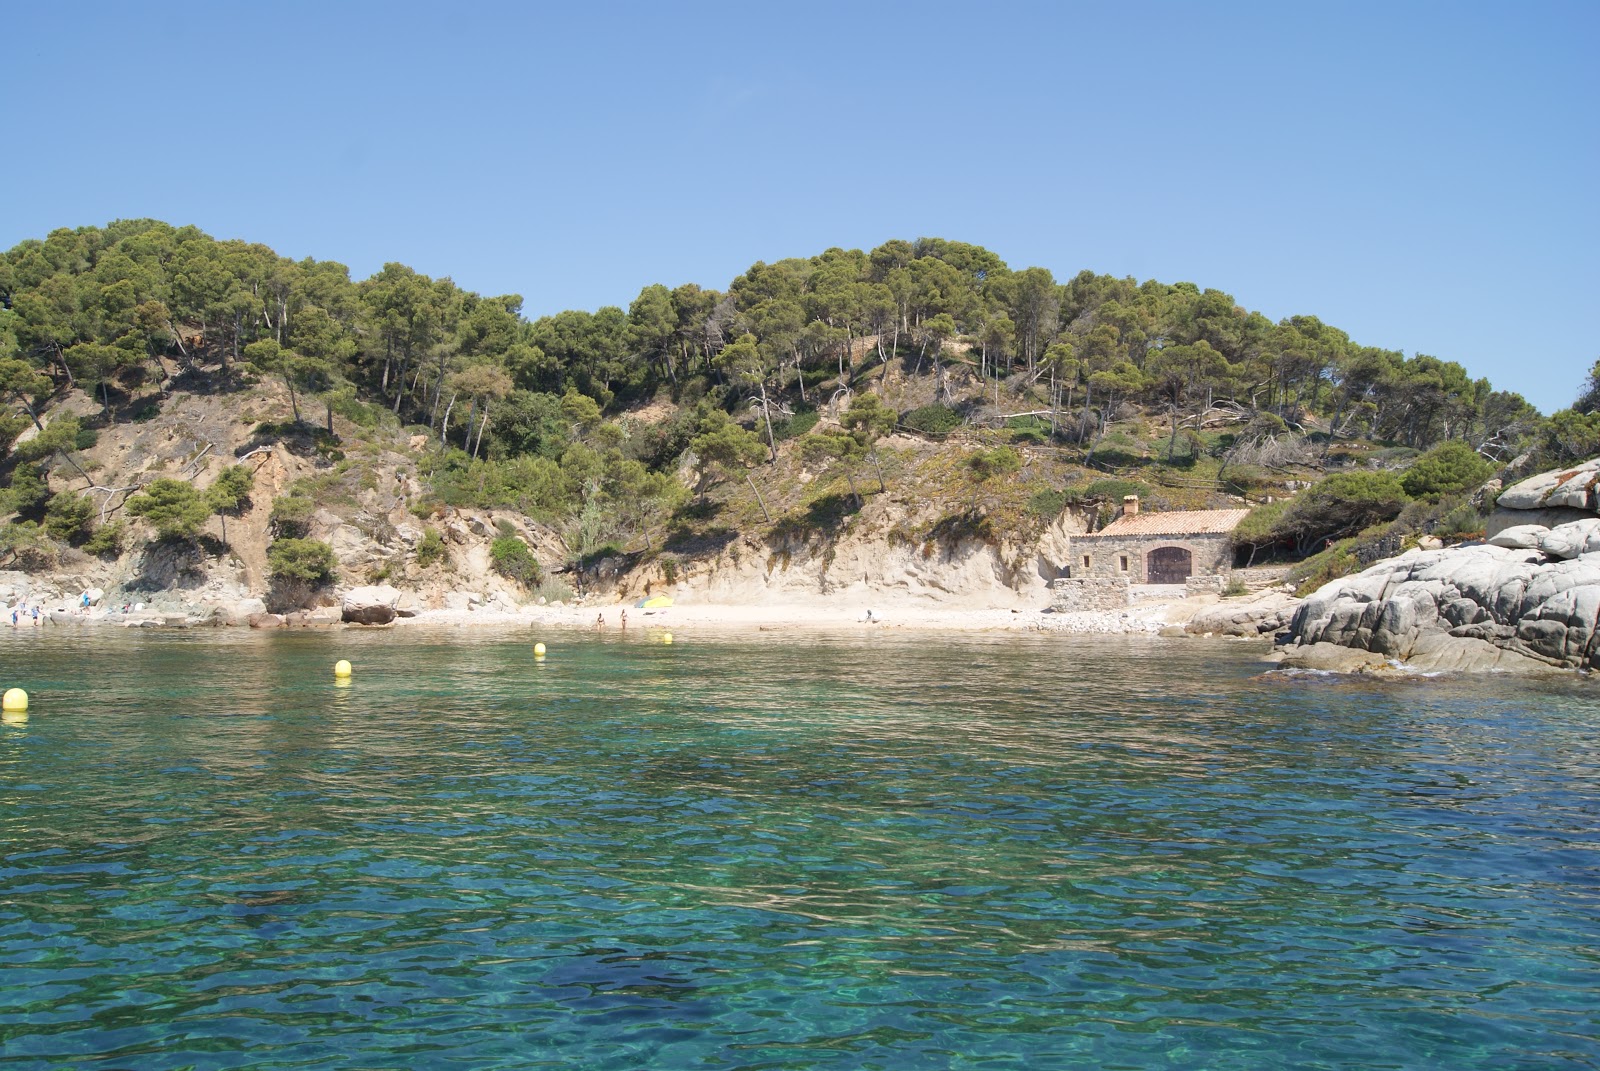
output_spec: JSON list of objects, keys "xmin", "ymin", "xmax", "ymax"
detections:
[{"xmin": 1086, "ymin": 508, "xmax": 1251, "ymax": 538}]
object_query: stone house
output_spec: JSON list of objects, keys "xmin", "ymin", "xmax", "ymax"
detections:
[{"xmin": 1066, "ymin": 496, "xmax": 1249, "ymax": 584}]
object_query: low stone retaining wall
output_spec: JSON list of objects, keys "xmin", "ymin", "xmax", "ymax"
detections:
[
  {"xmin": 1185, "ymin": 574, "xmax": 1227, "ymax": 596},
  {"xmin": 1049, "ymin": 577, "xmax": 1131, "ymax": 612}
]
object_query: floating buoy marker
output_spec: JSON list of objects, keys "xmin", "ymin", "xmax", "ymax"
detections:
[
  {"xmin": 2, "ymin": 688, "xmax": 27, "ymax": 712},
  {"xmin": 334, "ymin": 660, "xmax": 352, "ymax": 679},
  {"xmin": 662, "ymin": 632, "xmax": 673, "ymax": 645},
  {"xmin": 534, "ymin": 642, "xmax": 547, "ymax": 658}
]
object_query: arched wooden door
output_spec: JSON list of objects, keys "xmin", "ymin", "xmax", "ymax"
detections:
[{"xmin": 1147, "ymin": 546, "xmax": 1193, "ymax": 584}]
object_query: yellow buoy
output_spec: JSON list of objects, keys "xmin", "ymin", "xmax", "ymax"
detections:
[
  {"xmin": 662, "ymin": 632, "xmax": 673, "ymax": 645},
  {"xmin": 2, "ymin": 688, "xmax": 27, "ymax": 712},
  {"xmin": 334, "ymin": 660, "xmax": 352, "ymax": 678},
  {"xmin": 533, "ymin": 642, "xmax": 547, "ymax": 657}
]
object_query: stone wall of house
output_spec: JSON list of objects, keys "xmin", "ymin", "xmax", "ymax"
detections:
[
  {"xmin": 1049, "ymin": 577, "xmax": 1131, "ymax": 611},
  {"xmin": 1066, "ymin": 532, "xmax": 1234, "ymax": 583}
]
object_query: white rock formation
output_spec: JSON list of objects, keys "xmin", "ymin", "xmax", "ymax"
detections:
[{"xmin": 1282, "ymin": 462, "xmax": 1600, "ymax": 674}]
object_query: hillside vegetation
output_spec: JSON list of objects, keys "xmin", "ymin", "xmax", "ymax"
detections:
[{"xmin": 1, "ymin": 221, "xmax": 1593, "ymax": 606}]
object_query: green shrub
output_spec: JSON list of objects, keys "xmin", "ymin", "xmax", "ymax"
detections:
[
  {"xmin": 126, "ymin": 478, "xmax": 212, "ymax": 540},
  {"xmin": 1234, "ymin": 499, "xmax": 1291, "ymax": 549},
  {"xmin": 1285, "ymin": 471, "xmax": 1408, "ymax": 552},
  {"xmin": 1, "ymin": 464, "xmax": 50, "ymax": 519},
  {"xmin": 270, "ymin": 494, "xmax": 316, "ymax": 538},
  {"xmin": 1221, "ymin": 576, "xmax": 1250, "ymax": 598},
  {"xmin": 1027, "ymin": 488, "xmax": 1069, "ymax": 519},
  {"xmin": 207, "ymin": 464, "xmax": 255, "ymax": 517},
  {"xmin": 1007, "ymin": 415, "xmax": 1049, "ymax": 444},
  {"xmin": 1435, "ymin": 502, "xmax": 1487, "ymax": 540},
  {"xmin": 43, "ymin": 492, "xmax": 95, "ymax": 543},
  {"xmin": 1401, "ymin": 440, "xmax": 1495, "ymax": 499},
  {"xmin": 490, "ymin": 535, "xmax": 542, "ymax": 586},
  {"xmin": 1081, "ymin": 479, "xmax": 1150, "ymax": 503},
  {"xmin": 415, "ymin": 527, "xmax": 446, "ymax": 567},
  {"xmin": 0, "ymin": 413, "xmax": 30, "ymax": 458},
  {"xmin": 82, "ymin": 520, "xmax": 125, "ymax": 558},
  {"xmin": 967, "ymin": 446, "xmax": 1022, "ymax": 480},
  {"xmin": 772, "ymin": 407, "xmax": 819, "ymax": 441},
  {"xmin": 901, "ymin": 404, "xmax": 962, "ymax": 436},
  {"xmin": 267, "ymin": 538, "xmax": 338, "ymax": 584}
]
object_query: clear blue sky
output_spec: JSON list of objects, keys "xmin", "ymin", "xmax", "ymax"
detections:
[{"xmin": 4, "ymin": 1, "xmax": 1595, "ymax": 413}]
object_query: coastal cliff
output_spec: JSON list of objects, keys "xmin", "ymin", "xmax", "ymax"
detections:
[{"xmin": 0, "ymin": 381, "xmax": 1096, "ymax": 625}]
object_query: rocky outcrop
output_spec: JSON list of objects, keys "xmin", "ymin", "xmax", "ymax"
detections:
[
  {"xmin": 341, "ymin": 584, "xmax": 401, "ymax": 625},
  {"xmin": 1485, "ymin": 457, "xmax": 1600, "ymax": 539},
  {"xmin": 1495, "ymin": 458, "xmax": 1600, "ymax": 511},
  {"xmin": 1186, "ymin": 589, "xmax": 1300, "ymax": 638},
  {"xmin": 1277, "ymin": 459, "xmax": 1600, "ymax": 675}
]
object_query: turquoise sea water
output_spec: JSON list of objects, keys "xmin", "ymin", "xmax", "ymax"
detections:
[{"xmin": 0, "ymin": 627, "xmax": 1597, "ymax": 1070}]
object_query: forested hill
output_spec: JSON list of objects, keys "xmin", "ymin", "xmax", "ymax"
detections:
[
  {"xmin": 0, "ymin": 222, "xmax": 1552, "ymax": 450},
  {"xmin": 2, "ymin": 219, "xmax": 1597, "ymax": 600}
]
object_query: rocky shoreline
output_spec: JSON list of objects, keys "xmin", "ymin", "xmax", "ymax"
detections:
[{"xmin": 1273, "ymin": 457, "xmax": 1600, "ymax": 677}]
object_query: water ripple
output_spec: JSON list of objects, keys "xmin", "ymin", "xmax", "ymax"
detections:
[{"xmin": 1, "ymin": 629, "xmax": 1597, "ymax": 1068}]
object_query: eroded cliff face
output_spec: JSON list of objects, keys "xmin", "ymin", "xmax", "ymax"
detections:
[
  {"xmin": 1279, "ymin": 459, "xmax": 1600, "ymax": 675},
  {"xmin": 612, "ymin": 504, "xmax": 1087, "ymax": 611},
  {"xmin": 5, "ymin": 385, "xmax": 1097, "ymax": 621}
]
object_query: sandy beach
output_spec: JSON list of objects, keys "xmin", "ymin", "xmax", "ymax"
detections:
[
  {"xmin": 393, "ymin": 591, "xmax": 1207, "ymax": 636},
  {"xmin": 8, "ymin": 583, "xmax": 1288, "ymax": 639}
]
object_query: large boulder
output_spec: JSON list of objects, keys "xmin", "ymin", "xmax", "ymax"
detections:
[
  {"xmin": 1497, "ymin": 458, "xmax": 1600, "ymax": 511},
  {"xmin": 1487, "ymin": 524, "xmax": 1548, "ymax": 550},
  {"xmin": 212, "ymin": 598, "xmax": 267, "ymax": 626},
  {"xmin": 1280, "ymin": 536, "xmax": 1600, "ymax": 673},
  {"xmin": 1486, "ymin": 457, "xmax": 1600, "ymax": 539},
  {"xmin": 284, "ymin": 607, "xmax": 343, "ymax": 628},
  {"xmin": 341, "ymin": 584, "xmax": 401, "ymax": 625}
]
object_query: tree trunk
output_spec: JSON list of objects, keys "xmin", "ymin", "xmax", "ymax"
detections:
[
  {"xmin": 745, "ymin": 473, "xmax": 772, "ymax": 522},
  {"xmin": 758, "ymin": 382, "xmax": 777, "ymax": 464},
  {"xmin": 440, "ymin": 392, "xmax": 456, "ymax": 445},
  {"xmin": 462, "ymin": 398, "xmax": 479, "ymax": 454},
  {"xmin": 473, "ymin": 401, "xmax": 491, "ymax": 459}
]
